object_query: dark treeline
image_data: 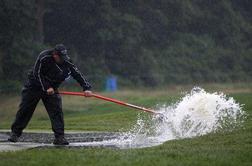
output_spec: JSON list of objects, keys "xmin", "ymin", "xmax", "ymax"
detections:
[{"xmin": 0, "ymin": 0, "xmax": 252, "ymax": 90}]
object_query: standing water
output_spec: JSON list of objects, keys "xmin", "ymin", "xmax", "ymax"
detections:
[{"xmin": 73, "ymin": 87, "xmax": 246, "ymax": 148}]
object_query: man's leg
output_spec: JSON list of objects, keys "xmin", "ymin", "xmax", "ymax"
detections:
[
  {"xmin": 10, "ymin": 87, "xmax": 41, "ymax": 138},
  {"xmin": 42, "ymin": 93, "xmax": 67, "ymax": 144}
]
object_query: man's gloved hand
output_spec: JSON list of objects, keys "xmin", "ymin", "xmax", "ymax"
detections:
[
  {"xmin": 83, "ymin": 90, "xmax": 92, "ymax": 97},
  {"xmin": 47, "ymin": 87, "xmax": 55, "ymax": 95}
]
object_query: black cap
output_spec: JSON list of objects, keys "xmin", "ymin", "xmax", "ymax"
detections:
[{"xmin": 54, "ymin": 44, "xmax": 70, "ymax": 61}]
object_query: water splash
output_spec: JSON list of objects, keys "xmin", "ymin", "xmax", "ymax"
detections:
[{"xmin": 74, "ymin": 87, "xmax": 246, "ymax": 148}]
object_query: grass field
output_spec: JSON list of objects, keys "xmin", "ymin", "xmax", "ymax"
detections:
[{"xmin": 0, "ymin": 84, "xmax": 251, "ymax": 166}]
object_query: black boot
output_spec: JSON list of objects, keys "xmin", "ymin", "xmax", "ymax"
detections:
[
  {"xmin": 8, "ymin": 132, "xmax": 19, "ymax": 143},
  {"xmin": 53, "ymin": 136, "xmax": 69, "ymax": 145}
]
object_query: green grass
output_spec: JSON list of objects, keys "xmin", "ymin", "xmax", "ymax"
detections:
[{"xmin": 0, "ymin": 86, "xmax": 251, "ymax": 166}]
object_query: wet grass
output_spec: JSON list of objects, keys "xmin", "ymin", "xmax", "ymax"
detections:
[
  {"xmin": 0, "ymin": 128, "xmax": 251, "ymax": 166},
  {"xmin": 0, "ymin": 86, "xmax": 251, "ymax": 165}
]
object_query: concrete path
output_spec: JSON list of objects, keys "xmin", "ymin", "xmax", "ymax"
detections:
[
  {"xmin": 0, "ymin": 131, "xmax": 119, "ymax": 152},
  {"xmin": 0, "ymin": 142, "xmax": 46, "ymax": 152}
]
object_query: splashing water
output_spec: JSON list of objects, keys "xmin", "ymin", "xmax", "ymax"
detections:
[{"xmin": 73, "ymin": 87, "xmax": 246, "ymax": 148}]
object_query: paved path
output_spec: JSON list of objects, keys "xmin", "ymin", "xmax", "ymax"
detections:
[{"xmin": 0, "ymin": 131, "xmax": 119, "ymax": 152}]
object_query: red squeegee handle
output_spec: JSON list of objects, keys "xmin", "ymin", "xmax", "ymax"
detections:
[{"xmin": 58, "ymin": 91, "xmax": 157, "ymax": 114}]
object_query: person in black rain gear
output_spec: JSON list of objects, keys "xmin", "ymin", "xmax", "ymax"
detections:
[{"xmin": 8, "ymin": 44, "xmax": 92, "ymax": 145}]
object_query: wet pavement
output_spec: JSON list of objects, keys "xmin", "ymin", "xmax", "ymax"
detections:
[{"xmin": 0, "ymin": 131, "xmax": 119, "ymax": 152}]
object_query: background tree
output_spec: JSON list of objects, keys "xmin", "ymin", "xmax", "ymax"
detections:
[{"xmin": 0, "ymin": 0, "xmax": 251, "ymax": 91}]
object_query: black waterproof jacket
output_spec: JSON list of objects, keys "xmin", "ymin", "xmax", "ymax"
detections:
[{"xmin": 27, "ymin": 49, "xmax": 91, "ymax": 91}]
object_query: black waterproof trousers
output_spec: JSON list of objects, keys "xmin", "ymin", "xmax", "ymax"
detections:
[{"xmin": 11, "ymin": 85, "xmax": 64, "ymax": 138}]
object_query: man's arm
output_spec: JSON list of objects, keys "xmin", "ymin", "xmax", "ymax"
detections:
[
  {"xmin": 33, "ymin": 57, "xmax": 51, "ymax": 92},
  {"xmin": 66, "ymin": 61, "xmax": 92, "ymax": 91}
]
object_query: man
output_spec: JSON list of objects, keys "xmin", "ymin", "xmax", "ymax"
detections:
[{"xmin": 8, "ymin": 44, "xmax": 92, "ymax": 145}]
